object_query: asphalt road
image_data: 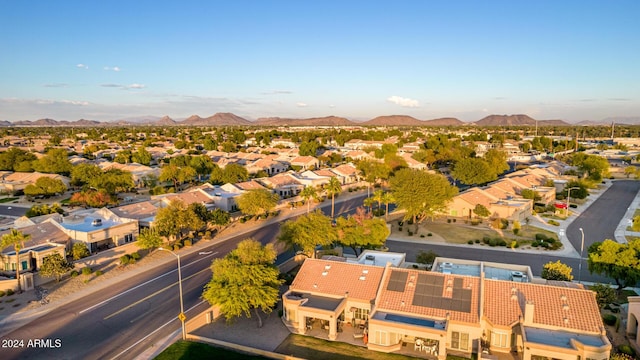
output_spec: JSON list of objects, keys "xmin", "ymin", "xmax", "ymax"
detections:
[
  {"xmin": 0, "ymin": 204, "xmax": 28, "ymax": 217},
  {"xmin": 1, "ymin": 196, "xmax": 369, "ymax": 360},
  {"xmin": 1, "ymin": 181, "xmax": 636, "ymax": 359}
]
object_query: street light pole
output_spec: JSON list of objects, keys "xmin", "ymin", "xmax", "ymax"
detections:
[
  {"xmin": 159, "ymin": 247, "xmax": 186, "ymax": 340},
  {"xmin": 566, "ymin": 186, "xmax": 579, "ymax": 216},
  {"xmin": 578, "ymin": 228, "xmax": 585, "ymax": 284}
]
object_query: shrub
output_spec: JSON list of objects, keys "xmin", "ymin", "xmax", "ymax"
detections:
[
  {"xmin": 618, "ymin": 344, "xmax": 635, "ymax": 356},
  {"xmin": 468, "ymin": 240, "xmax": 474, "ymax": 245},
  {"xmin": 498, "ymin": 239, "xmax": 507, "ymax": 246},
  {"xmin": 475, "ymin": 239, "xmax": 480, "ymax": 243},
  {"xmin": 70, "ymin": 270, "xmax": 79, "ymax": 277},
  {"xmin": 548, "ymin": 220, "xmax": 560, "ymax": 226},
  {"xmin": 420, "ymin": 234, "xmax": 425, "ymax": 238},
  {"xmin": 531, "ymin": 242, "xmax": 539, "ymax": 248},
  {"xmin": 427, "ymin": 233, "xmax": 432, "ymax": 237},
  {"xmin": 452, "ymin": 219, "xmax": 456, "ymax": 223},
  {"xmin": 513, "ymin": 228, "xmax": 519, "ymax": 235},
  {"xmin": 407, "ymin": 231, "xmax": 413, "ymax": 236},
  {"xmin": 130, "ymin": 252, "xmax": 141, "ymax": 260},
  {"xmin": 398, "ymin": 227, "xmax": 402, "ymax": 232},
  {"xmin": 82, "ymin": 267, "xmax": 92, "ymax": 275},
  {"xmin": 488, "ymin": 238, "xmax": 498, "ymax": 247},
  {"xmin": 204, "ymin": 231, "xmax": 212, "ymax": 238},
  {"xmin": 602, "ymin": 314, "xmax": 617, "ymax": 326},
  {"xmin": 535, "ymin": 233, "xmax": 548, "ymax": 241},
  {"xmin": 95, "ymin": 270, "xmax": 103, "ymax": 276},
  {"xmin": 447, "ymin": 219, "xmax": 452, "ymax": 223},
  {"xmin": 184, "ymin": 239, "xmax": 192, "ymax": 247},
  {"xmin": 412, "ymin": 264, "xmax": 418, "ymax": 269},
  {"xmin": 173, "ymin": 244, "xmax": 181, "ymax": 251},
  {"xmin": 120, "ymin": 254, "xmax": 131, "ymax": 265},
  {"xmin": 510, "ymin": 241, "xmax": 519, "ymax": 248},
  {"xmin": 0, "ymin": 290, "xmax": 5, "ymax": 297},
  {"xmin": 6, "ymin": 289, "xmax": 14, "ymax": 296},
  {"xmin": 482, "ymin": 236, "xmax": 491, "ymax": 244}
]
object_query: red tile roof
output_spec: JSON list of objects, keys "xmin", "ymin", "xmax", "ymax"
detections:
[
  {"xmin": 484, "ymin": 279, "xmax": 604, "ymax": 333},
  {"xmin": 290, "ymin": 258, "xmax": 384, "ymax": 301},
  {"xmin": 376, "ymin": 267, "xmax": 481, "ymax": 324}
]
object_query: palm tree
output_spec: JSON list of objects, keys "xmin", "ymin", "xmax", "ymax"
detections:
[
  {"xmin": 381, "ymin": 191, "xmax": 395, "ymax": 220},
  {"xmin": 1, "ymin": 229, "xmax": 31, "ymax": 293},
  {"xmin": 300, "ymin": 186, "xmax": 319, "ymax": 214},
  {"xmin": 326, "ymin": 177, "xmax": 342, "ymax": 218},
  {"xmin": 372, "ymin": 189, "xmax": 385, "ymax": 212},
  {"xmin": 363, "ymin": 197, "xmax": 375, "ymax": 213}
]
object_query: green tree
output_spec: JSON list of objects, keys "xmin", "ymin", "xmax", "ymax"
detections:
[
  {"xmin": 357, "ymin": 159, "xmax": 391, "ymax": 191},
  {"xmin": 90, "ymin": 168, "xmax": 134, "ymax": 194},
  {"xmin": 71, "ymin": 163, "xmax": 103, "ymax": 187},
  {"xmin": 39, "ymin": 253, "xmax": 72, "ymax": 282},
  {"xmin": 335, "ymin": 208, "xmax": 389, "ymax": 256},
  {"xmin": 372, "ymin": 189, "xmax": 385, "ymax": 211},
  {"xmin": 32, "ymin": 148, "xmax": 72, "ymax": 175},
  {"xmin": 136, "ymin": 227, "xmax": 163, "ymax": 252},
  {"xmin": 298, "ymin": 141, "xmax": 320, "ymax": 156},
  {"xmin": 484, "ymin": 149, "xmax": 510, "ymax": 176},
  {"xmin": 132, "ymin": 146, "xmax": 152, "ymax": 166},
  {"xmin": 202, "ymin": 239, "xmax": 283, "ymax": 327},
  {"xmin": 588, "ymin": 239, "xmax": 640, "ymax": 291},
  {"xmin": 114, "ymin": 149, "xmax": 133, "ymax": 164},
  {"xmin": 300, "ymin": 186, "xmax": 319, "ymax": 214},
  {"xmin": 278, "ymin": 210, "xmax": 335, "ymax": 258},
  {"xmin": 389, "ymin": 168, "xmax": 458, "ymax": 230},
  {"xmin": 0, "ymin": 147, "xmax": 36, "ymax": 171},
  {"xmin": 541, "ymin": 260, "xmax": 573, "ymax": 281},
  {"xmin": 190, "ymin": 155, "xmax": 216, "ymax": 182},
  {"xmin": 521, "ymin": 189, "xmax": 541, "ymax": 201},
  {"xmin": 159, "ymin": 164, "xmax": 196, "ymax": 191},
  {"xmin": 24, "ymin": 177, "xmax": 67, "ymax": 198},
  {"xmin": 325, "ymin": 177, "xmax": 342, "ymax": 218},
  {"xmin": 590, "ymin": 283, "xmax": 616, "ymax": 309},
  {"xmin": 451, "ymin": 158, "xmax": 496, "ymax": 185},
  {"xmin": 209, "ymin": 208, "xmax": 230, "ymax": 229},
  {"xmin": 416, "ymin": 250, "xmax": 438, "ymax": 268},
  {"xmin": 154, "ymin": 199, "xmax": 205, "ymax": 241},
  {"xmin": 236, "ymin": 189, "xmax": 279, "ymax": 217},
  {"xmin": 570, "ymin": 153, "xmax": 610, "ymax": 181},
  {"xmin": 1, "ymin": 229, "xmax": 31, "ymax": 293},
  {"xmin": 624, "ymin": 166, "xmax": 637, "ymax": 178},
  {"xmin": 473, "ymin": 204, "xmax": 491, "ymax": 219},
  {"xmin": 72, "ymin": 242, "xmax": 90, "ymax": 260}
]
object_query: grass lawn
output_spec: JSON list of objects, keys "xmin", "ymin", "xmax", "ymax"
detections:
[
  {"xmin": 0, "ymin": 197, "xmax": 18, "ymax": 203},
  {"xmin": 513, "ymin": 225, "xmax": 558, "ymax": 242},
  {"xmin": 275, "ymin": 334, "xmax": 420, "ymax": 360},
  {"xmin": 617, "ymin": 289, "xmax": 638, "ymax": 304},
  {"xmin": 154, "ymin": 340, "xmax": 270, "ymax": 360}
]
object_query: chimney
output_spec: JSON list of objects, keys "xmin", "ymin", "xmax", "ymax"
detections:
[{"xmin": 524, "ymin": 301, "xmax": 534, "ymax": 325}]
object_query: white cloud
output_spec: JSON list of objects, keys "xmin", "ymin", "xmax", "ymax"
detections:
[
  {"xmin": 104, "ymin": 66, "xmax": 121, "ymax": 72},
  {"xmin": 261, "ymin": 90, "xmax": 292, "ymax": 95},
  {"xmin": 296, "ymin": 102, "xmax": 308, "ymax": 107},
  {"xmin": 329, "ymin": 104, "xmax": 336, "ymax": 108},
  {"xmin": 60, "ymin": 100, "xmax": 90, "ymax": 106},
  {"xmin": 387, "ymin": 95, "xmax": 419, "ymax": 108},
  {"xmin": 127, "ymin": 83, "xmax": 145, "ymax": 89},
  {"xmin": 43, "ymin": 83, "xmax": 68, "ymax": 88},
  {"xmin": 76, "ymin": 64, "xmax": 89, "ymax": 69}
]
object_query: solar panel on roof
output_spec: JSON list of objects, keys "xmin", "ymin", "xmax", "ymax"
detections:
[
  {"xmin": 412, "ymin": 273, "xmax": 473, "ymax": 313},
  {"xmin": 387, "ymin": 270, "xmax": 408, "ymax": 292}
]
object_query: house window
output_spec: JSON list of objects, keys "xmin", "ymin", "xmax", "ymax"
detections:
[
  {"xmin": 451, "ymin": 331, "xmax": 469, "ymax": 351},
  {"xmin": 21, "ymin": 260, "xmax": 27, "ymax": 271},
  {"xmin": 353, "ymin": 308, "xmax": 369, "ymax": 320},
  {"xmin": 491, "ymin": 332, "xmax": 509, "ymax": 348},
  {"xmin": 374, "ymin": 330, "xmax": 388, "ymax": 346},
  {"xmin": 124, "ymin": 234, "xmax": 134, "ymax": 243}
]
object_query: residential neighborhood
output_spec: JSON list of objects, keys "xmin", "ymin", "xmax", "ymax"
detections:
[{"xmin": 0, "ymin": 123, "xmax": 639, "ymax": 360}]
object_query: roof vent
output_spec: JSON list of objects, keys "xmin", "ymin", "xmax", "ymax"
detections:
[
  {"xmin": 362, "ymin": 269, "xmax": 368, "ymax": 274},
  {"xmin": 408, "ymin": 281, "xmax": 414, "ymax": 287},
  {"xmin": 563, "ymin": 317, "xmax": 569, "ymax": 325},
  {"xmin": 313, "ymin": 283, "xmax": 318, "ymax": 288},
  {"xmin": 511, "ymin": 287, "xmax": 518, "ymax": 294},
  {"xmin": 322, "ymin": 271, "xmax": 328, "ymax": 276},
  {"xmin": 401, "ymin": 301, "xmax": 405, "ymax": 307},
  {"xmin": 359, "ymin": 276, "xmax": 366, "ymax": 281},
  {"xmin": 92, "ymin": 218, "xmax": 102, "ymax": 226},
  {"xmin": 324, "ymin": 265, "xmax": 331, "ymax": 270},
  {"xmin": 560, "ymin": 295, "xmax": 567, "ymax": 302},
  {"xmin": 562, "ymin": 304, "xmax": 570, "ymax": 311},
  {"xmin": 511, "ymin": 294, "xmax": 518, "ymax": 301}
]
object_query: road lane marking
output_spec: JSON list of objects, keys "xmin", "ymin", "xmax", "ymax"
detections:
[
  {"xmin": 109, "ymin": 300, "xmax": 207, "ymax": 360},
  {"xmin": 80, "ymin": 251, "xmax": 217, "ymax": 314},
  {"xmin": 103, "ymin": 267, "xmax": 211, "ymax": 320}
]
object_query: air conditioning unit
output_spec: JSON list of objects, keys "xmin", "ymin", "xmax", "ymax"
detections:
[{"xmin": 92, "ymin": 218, "xmax": 102, "ymax": 226}]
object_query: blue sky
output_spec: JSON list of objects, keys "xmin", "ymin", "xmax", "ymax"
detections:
[{"xmin": 1, "ymin": 1, "xmax": 639, "ymax": 123}]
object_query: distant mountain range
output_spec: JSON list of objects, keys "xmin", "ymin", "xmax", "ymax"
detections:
[{"xmin": 1, "ymin": 113, "xmax": 638, "ymax": 127}]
